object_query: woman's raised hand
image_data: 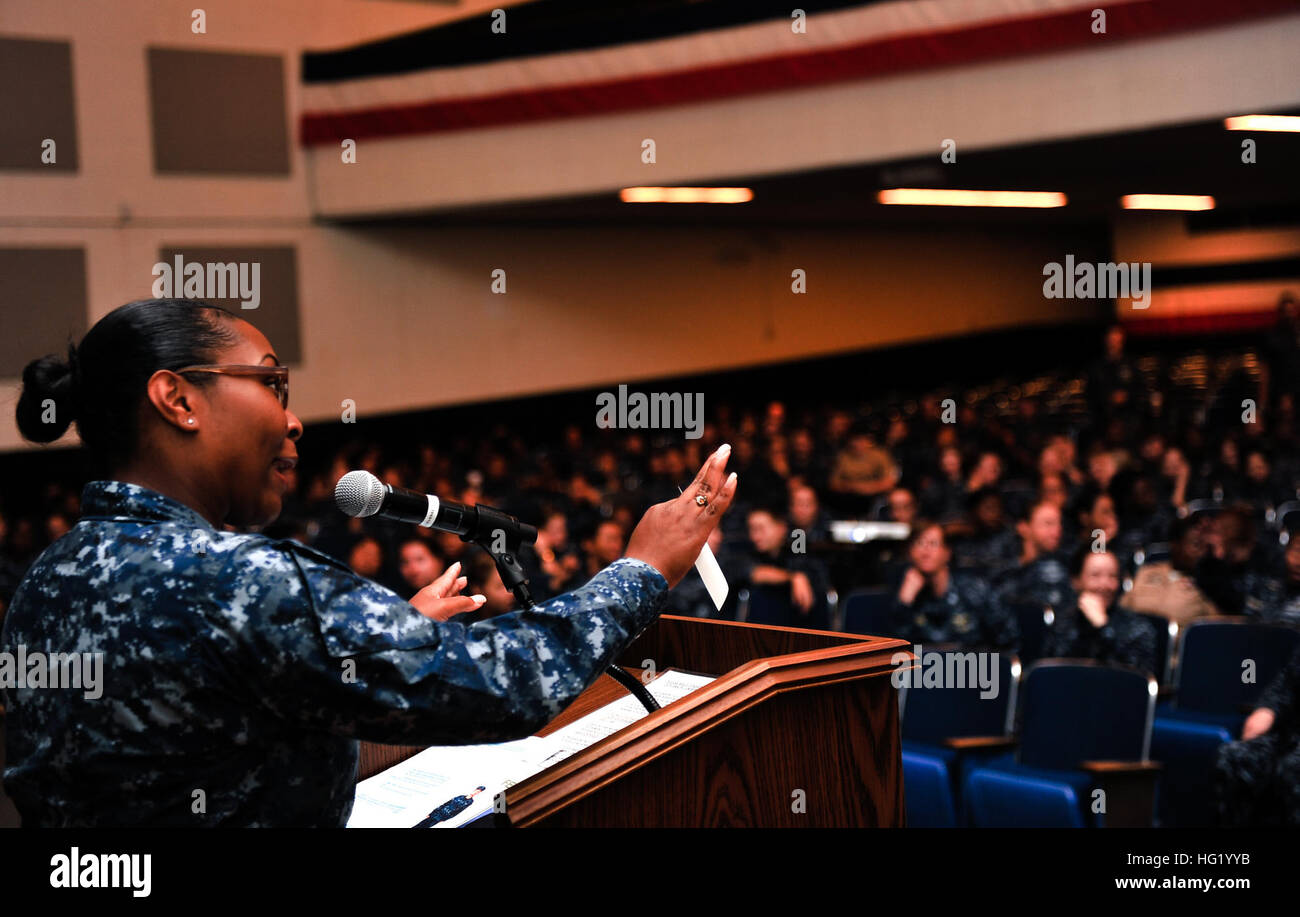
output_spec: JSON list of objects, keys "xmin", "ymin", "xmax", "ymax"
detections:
[{"xmin": 625, "ymin": 444, "xmax": 739, "ymax": 588}]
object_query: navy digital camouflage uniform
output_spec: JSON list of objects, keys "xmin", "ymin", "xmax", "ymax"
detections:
[
  {"xmin": 890, "ymin": 571, "xmax": 1019, "ymax": 650},
  {"xmin": 1040, "ymin": 597, "xmax": 1158, "ymax": 676},
  {"xmin": 951, "ymin": 527, "xmax": 1020, "ymax": 580},
  {"xmin": 0, "ymin": 481, "xmax": 668, "ymax": 827},
  {"xmin": 995, "ymin": 552, "xmax": 1072, "ymax": 613},
  {"xmin": 1213, "ymin": 644, "xmax": 1300, "ymax": 826},
  {"xmin": 1234, "ymin": 571, "xmax": 1300, "ymax": 627}
]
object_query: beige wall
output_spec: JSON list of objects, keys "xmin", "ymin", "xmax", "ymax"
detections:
[{"xmin": 0, "ymin": 220, "xmax": 1105, "ymax": 453}]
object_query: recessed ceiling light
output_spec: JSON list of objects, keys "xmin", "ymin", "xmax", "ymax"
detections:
[
  {"xmin": 1120, "ymin": 194, "xmax": 1215, "ymax": 211},
  {"xmin": 620, "ymin": 187, "xmax": 753, "ymax": 203},
  {"xmin": 877, "ymin": 189, "xmax": 1066, "ymax": 208},
  {"xmin": 1224, "ymin": 115, "xmax": 1300, "ymax": 132}
]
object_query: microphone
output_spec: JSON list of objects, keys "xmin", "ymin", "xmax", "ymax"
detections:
[{"xmin": 334, "ymin": 470, "xmax": 537, "ymax": 546}]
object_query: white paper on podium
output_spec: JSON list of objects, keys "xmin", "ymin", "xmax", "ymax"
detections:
[{"xmin": 347, "ymin": 669, "xmax": 715, "ymax": 828}]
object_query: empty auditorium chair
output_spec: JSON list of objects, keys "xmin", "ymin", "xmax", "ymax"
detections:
[
  {"xmin": 1151, "ymin": 617, "xmax": 1300, "ymax": 827},
  {"xmin": 841, "ymin": 588, "xmax": 898, "ymax": 637},
  {"xmin": 901, "ymin": 649, "xmax": 1021, "ymax": 827},
  {"xmin": 965, "ymin": 661, "xmax": 1158, "ymax": 828}
]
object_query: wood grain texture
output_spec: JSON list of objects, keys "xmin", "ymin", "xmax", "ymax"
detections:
[{"xmin": 359, "ymin": 616, "xmax": 913, "ymax": 828}]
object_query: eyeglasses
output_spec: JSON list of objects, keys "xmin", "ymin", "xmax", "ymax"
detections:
[{"xmin": 175, "ymin": 364, "xmax": 290, "ymax": 409}]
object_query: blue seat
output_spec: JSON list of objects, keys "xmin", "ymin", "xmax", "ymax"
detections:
[
  {"xmin": 1151, "ymin": 618, "xmax": 1300, "ymax": 826},
  {"xmin": 840, "ymin": 588, "xmax": 897, "ymax": 637},
  {"xmin": 966, "ymin": 661, "xmax": 1156, "ymax": 827},
  {"xmin": 901, "ymin": 650, "xmax": 1021, "ymax": 826},
  {"xmin": 1150, "ymin": 718, "xmax": 1233, "ymax": 828},
  {"xmin": 965, "ymin": 759, "xmax": 1093, "ymax": 828},
  {"xmin": 902, "ymin": 747, "xmax": 959, "ymax": 827},
  {"xmin": 901, "ymin": 649, "xmax": 1019, "ymax": 743},
  {"xmin": 1169, "ymin": 618, "xmax": 1300, "ymax": 716}
]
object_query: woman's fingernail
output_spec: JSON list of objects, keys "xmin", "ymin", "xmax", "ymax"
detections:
[
  {"xmin": 727, "ymin": 472, "xmax": 738, "ymax": 485},
  {"xmin": 472, "ymin": 594, "xmax": 486, "ymax": 604},
  {"xmin": 718, "ymin": 443, "xmax": 731, "ymax": 456}
]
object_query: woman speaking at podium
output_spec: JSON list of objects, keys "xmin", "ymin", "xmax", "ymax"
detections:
[{"xmin": 1, "ymin": 298, "xmax": 737, "ymax": 826}]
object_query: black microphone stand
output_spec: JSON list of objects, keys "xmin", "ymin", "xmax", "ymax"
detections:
[{"xmin": 464, "ymin": 512, "xmax": 660, "ymax": 715}]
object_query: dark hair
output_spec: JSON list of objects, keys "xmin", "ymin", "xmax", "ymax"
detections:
[
  {"xmin": 1069, "ymin": 543, "xmax": 1117, "ymax": 578},
  {"xmin": 966, "ymin": 486, "xmax": 1002, "ymax": 512},
  {"xmin": 1167, "ymin": 514, "xmax": 1198, "ymax": 545},
  {"xmin": 746, "ymin": 503, "xmax": 788, "ymax": 524},
  {"xmin": 906, "ymin": 518, "xmax": 944, "ymax": 550},
  {"xmin": 399, "ymin": 537, "xmax": 440, "ymax": 559},
  {"xmin": 1019, "ymin": 498, "xmax": 1058, "ymax": 524},
  {"xmin": 15, "ymin": 299, "xmax": 240, "ymax": 474}
]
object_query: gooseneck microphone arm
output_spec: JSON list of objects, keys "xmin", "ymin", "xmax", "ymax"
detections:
[
  {"xmin": 464, "ymin": 521, "xmax": 660, "ymax": 715},
  {"xmin": 334, "ymin": 470, "xmax": 659, "ymax": 715}
]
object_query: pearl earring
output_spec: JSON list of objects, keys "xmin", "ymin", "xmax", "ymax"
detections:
[{"xmin": 187, "ymin": 418, "xmax": 195, "ymax": 425}]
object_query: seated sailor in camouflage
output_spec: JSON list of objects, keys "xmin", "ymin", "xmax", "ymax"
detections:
[
  {"xmin": 1214, "ymin": 643, "xmax": 1300, "ymax": 826},
  {"xmin": 891, "ymin": 521, "xmax": 1019, "ymax": 650},
  {"xmin": 1, "ymin": 299, "xmax": 739, "ymax": 827},
  {"xmin": 1042, "ymin": 546, "xmax": 1157, "ymax": 676},
  {"xmin": 995, "ymin": 500, "xmax": 1071, "ymax": 613}
]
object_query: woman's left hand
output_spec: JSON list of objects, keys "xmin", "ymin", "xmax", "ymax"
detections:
[{"xmin": 410, "ymin": 561, "xmax": 487, "ymax": 621}]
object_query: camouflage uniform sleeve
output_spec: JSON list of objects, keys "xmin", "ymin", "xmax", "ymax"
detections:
[
  {"xmin": 1259, "ymin": 644, "xmax": 1300, "ymax": 715},
  {"xmin": 221, "ymin": 543, "xmax": 668, "ymax": 746}
]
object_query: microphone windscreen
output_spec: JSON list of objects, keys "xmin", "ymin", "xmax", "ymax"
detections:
[{"xmin": 335, "ymin": 470, "xmax": 385, "ymax": 518}]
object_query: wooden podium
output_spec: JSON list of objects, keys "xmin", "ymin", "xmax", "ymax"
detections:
[{"xmin": 358, "ymin": 615, "xmax": 910, "ymax": 827}]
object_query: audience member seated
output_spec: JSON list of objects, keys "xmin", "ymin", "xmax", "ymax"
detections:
[
  {"xmin": 951, "ymin": 488, "xmax": 1019, "ymax": 579},
  {"xmin": 1230, "ymin": 536, "xmax": 1300, "ymax": 627},
  {"xmin": 996, "ymin": 500, "xmax": 1070, "ymax": 612},
  {"xmin": 1214, "ymin": 643, "xmax": 1300, "ymax": 826},
  {"xmin": 519, "ymin": 509, "xmax": 582, "ymax": 600},
  {"xmin": 1042, "ymin": 546, "xmax": 1158, "ymax": 675},
  {"xmin": 829, "ymin": 426, "xmax": 899, "ymax": 515},
  {"xmin": 891, "ymin": 520, "xmax": 1018, "ymax": 650},
  {"xmin": 787, "ymin": 483, "xmax": 832, "ymax": 546},
  {"xmin": 1120, "ymin": 516, "xmax": 1217, "ymax": 624},
  {"xmin": 1075, "ymin": 491, "xmax": 1135, "ymax": 576},
  {"xmin": 397, "ymin": 537, "xmax": 445, "ymax": 600},
  {"xmin": 737, "ymin": 506, "xmax": 830, "ymax": 630},
  {"xmin": 1196, "ymin": 505, "xmax": 1277, "ymax": 617},
  {"xmin": 920, "ymin": 445, "xmax": 967, "ymax": 523},
  {"xmin": 577, "ymin": 519, "xmax": 626, "ymax": 583}
]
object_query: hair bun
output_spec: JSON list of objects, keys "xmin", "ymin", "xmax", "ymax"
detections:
[{"xmin": 15, "ymin": 346, "xmax": 79, "ymax": 443}]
